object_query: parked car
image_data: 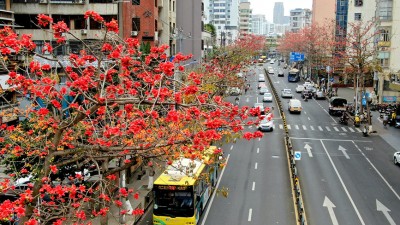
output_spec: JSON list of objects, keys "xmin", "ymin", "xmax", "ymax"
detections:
[
  {"xmin": 288, "ymin": 99, "xmax": 302, "ymax": 114},
  {"xmin": 263, "ymin": 92, "xmax": 273, "ymax": 102},
  {"xmin": 394, "ymin": 152, "xmax": 400, "ymax": 165},
  {"xmin": 278, "ymin": 70, "xmax": 284, "ymax": 77},
  {"xmin": 270, "ymin": 59, "xmax": 275, "ymax": 64},
  {"xmin": 253, "ymin": 103, "xmax": 265, "ymax": 115},
  {"xmin": 295, "ymin": 85, "xmax": 305, "ymax": 93},
  {"xmin": 257, "ymin": 115, "xmax": 274, "ymax": 132},
  {"xmin": 226, "ymin": 87, "xmax": 241, "ymax": 96},
  {"xmin": 258, "ymin": 74, "xmax": 265, "ymax": 82},
  {"xmin": 315, "ymin": 89, "xmax": 325, "ymax": 99},
  {"xmin": 281, "ymin": 89, "xmax": 293, "ymax": 98},
  {"xmin": 259, "ymin": 87, "xmax": 269, "ymax": 95},
  {"xmin": 268, "ymin": 69, "xmax": 274, "ymax": 74}
]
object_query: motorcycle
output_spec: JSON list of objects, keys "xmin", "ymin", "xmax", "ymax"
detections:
[
  {"xmin": 339, "ymin": 116, "xmax": 348, "ymax": 125},
  {"xmin": 354, "ymin": 114, "xmax": 361, "ymax": 127}
]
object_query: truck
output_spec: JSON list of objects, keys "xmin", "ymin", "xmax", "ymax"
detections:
[{"xmin": 328, "ymin": 97, "xmax": 347, "ymax": 116}]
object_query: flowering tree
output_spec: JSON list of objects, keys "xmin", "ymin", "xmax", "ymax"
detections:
[{"xmin": 0, "ymin": 12, "xmax": 264, "ymax": 224}]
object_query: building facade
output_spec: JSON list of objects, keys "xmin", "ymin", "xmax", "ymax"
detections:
[
  {"xmin": 273, "ymin": 2, "xmax": 284, "ymax": 24},
  {"xmin": 158, "ymin": 0, "xmax": 177, "ymax": 57},
  {"xmin": 251, "ymin": 14, "xmax": 267, "ymax": 35},
  {"xmin": 203, "ymin": 0, "xmax": 240, "ymax": 46},
  {"xmin": 312, "ymin": 0, "xmax": 336, "ymax": 25},
  {"xmin": 289, "ymin": 8, "xmax": 312, "ymax": 32},
  {"xmin": 239, "ymin": 1, "xmax": 251, "ymax": 34}
]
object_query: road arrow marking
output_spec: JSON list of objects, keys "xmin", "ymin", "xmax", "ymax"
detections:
[
  {"xmin": 323, "ymin": 196, "xmax": 338, "ymax": 225},
  {"xmin": 338, "ymin": 145, "xmax": 350, "ymax": 159},
  {"xmin": 304, "ymin": 143, "xmax": 313, "ymax": 157},
  {"xmin": 376, "ymin": 199, "xmax": 395, "ymax": 225}
]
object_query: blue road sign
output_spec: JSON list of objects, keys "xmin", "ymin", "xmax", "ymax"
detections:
[
  {"xmin": 294, "ymin": 151, "xmax": 301, "ymax": 160},
  {"xmin": 290, "ymin": 52, "xmax": 305, "ymax": 62},
  {"xmin": 362, "ymin": 98, "xmax": 367, "ymax": 106}
]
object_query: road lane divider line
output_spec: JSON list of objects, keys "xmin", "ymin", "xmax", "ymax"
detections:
[
  {"xmin": 320, "ymin": 140, "xmax": 366, "ymax": 225},
  {"xmin": 257, "ymin": 148, "xmax": 259, "ymax": 153},
  {"xmin": 230, "ymin": 145, "xmax": 233, "ymax": 151},
  {"xmin": 200, "ymin": 154, "xmax": 230, "ymax": 225},
  {"xmin": 252, "ymin": 182, "xmax": 255, "ymax": 191},
  {"xmin": 248, "ymin": 208, "xmax": 253, "ymax": 221},
  {"xmin": 255, "ymin": 162, "xmax": 258, "ymax": 170},
  {"xmin": 279, "ymin": 124, "xmax": 284, "ymax": 129},
  {"xmin": 352, "ymin": 141, "xmax": 400, "ymax": 200}
]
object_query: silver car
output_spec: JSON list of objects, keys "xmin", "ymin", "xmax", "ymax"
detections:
[
  {"xmin": 258, "ymin": 116, "xmax": 274, "ymax": 132},
  {"xmin": 281, "ymin": 89, "xmax": 293, "ymax": 98},
  {"xmin": 263, "ymin": 92, "xmax": 273, "ymax": 102}
]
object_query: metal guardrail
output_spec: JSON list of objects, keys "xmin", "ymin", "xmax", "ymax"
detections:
[{"xmin": 264, "ymin": 68, "xmax": 307, "ymax": 225}]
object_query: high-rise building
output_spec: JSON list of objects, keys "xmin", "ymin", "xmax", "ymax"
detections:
[
  {"xmin": 203, "ymin": 0, "xmax": 240, "ymax": 46},
  {"xmin": 239, "ymin": 1, "xmax": 252, "ymax": 34},
  {"xmin": 312, "ymin": 0, "xmax": 336, "ymax": 25},
  {"xmin": 273, "ymin": 2, "xmax": 285, "ymax": 24},
  {"xmin": 159, "ymin": 0, "xmax": 177, "ymax": 57},
  {"xmin": 251, "ymin": 14, "xmax": 267, "ymax": 35},
  {"xmin": 289, "ymin": 8, "xmax": 312, "ymax": 32}
]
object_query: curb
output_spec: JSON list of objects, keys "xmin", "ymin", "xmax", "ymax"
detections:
[{"xmin": 264, "ymin": 68, "xmax": 307, "ymax": 225}]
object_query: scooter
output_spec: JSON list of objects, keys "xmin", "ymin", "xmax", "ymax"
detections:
[{"xmin": 354, "ymin": 114, "xmax": 361, "ymax": 127}]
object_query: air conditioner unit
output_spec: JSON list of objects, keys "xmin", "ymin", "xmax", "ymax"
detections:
[
  {"xmin": 81, "ymin": 29, "xmax": 88, "ymax": 35},
  {"xmin": 131, "ymin": 31, "xmax": 138, "ymax": 36}
]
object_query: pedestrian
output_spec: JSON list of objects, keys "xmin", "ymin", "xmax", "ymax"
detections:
[
  {"xmin": 335, "ymin": 87, "xmax": 338, "ymax": 96},
  {"xmin": 245, "ymin": 86, "xmax": 248, "ymax": 94}
]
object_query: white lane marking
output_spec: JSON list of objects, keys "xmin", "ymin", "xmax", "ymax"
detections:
[
  {"xmin": 255, "ymin": 162, "xmax": 258, "ymax": 170},
  {"xmin": 230, "ymin": 145, "xmax": 233, "ymax": 150},
  {"xmin": 279, "ymin": 124, "xmax": 283, "ymax": 129},
  {"xmin": 304, "ymin": 111, "xmax": 307, "ymax": 114},
  {"xmin": 273, "ymin": 124, "xmax": 276, "ymax": 129},
  {"xmin": 323, "ymin": 196, "xmax": 339, "ymax": 225},
  {"xmin": 310, "ymin": 126, "xmax": 315, "ymax": 130},
  {"xmin": 341, "ymin": 127, "xmax": 347, "ymax": 132},
  {"xmin": 257, "ymin": 148, "xmax": 259, "ymax": 153},
  {"xmin": 290, "ymin": 137, "xmax": 372, "ymax": 142},
  {"xmin": 326, "ymin": 126, "xmax": 331, "ymax": 131},
  {"xmin": 246, "ymin": 97, "xmax": 249, "ymax": 102},
  {"xmin": 201, "ymin": 154, "xmax": 231, "ymax": 225},
  {"xmin": 302, "ymin": 125, "xmax": 307, "ymax": 130},
  {"xmin": 338, "ymin": 145, "xmax": 350, "ymax": 159},
  {"xmin": 257, "ymin": 97, "xmax": 259, "ymax": 103},
  {"xmin": 249, "ymin": 126, "xmax": 253, "ymax": 128},
  {"xmin": 320, "ymin": 140, "xmax": 366, "ymax": 225},
  {"xmin": 333, "ymin": 127, "xmax": 339, "ymax": 132},
  {"xmin": 258, "ymin": 138, "xmax": 261, "ymax": 141},
  {"xmin": 248, "ymin": 208, "xmax": 253, "ymax": 222},
  {"xmin": 308, "ymin": 117, "xmax": 311, "ymax": 120},
  {"xmin": 315, "ymin": 100, "xmax": 337, "ymax": 122},
  {"xmin": 349, "ymin": 127, "xmax": 355, "ymax": 132},
  {"xmin": 287, "ymin": 125, "xmax": 291, "ymax": 130},
  {"xmin": 356, "ymin": 128, "xmax": 362, "ymax": 132},
  {"xmin": 352, "ymin": 141, "xmax": 400, "ymax": 200},
  {"xmin": 252, "ymin": 182, "xmax": 255, "ymax": 191},
  {"xmin": 376, "ymin": 200, "xmax": 396, "ymax": 225},
  {"xmin": 304, "ymin": 143, "xmax": 313, "ymax": 157},
  {"xmin": 318, "ymin": 126, "xmax": 323, "ymax": 131},
  {"xmin": 295, "ymin": 125, "xmax": 299, "ymax": 130}
]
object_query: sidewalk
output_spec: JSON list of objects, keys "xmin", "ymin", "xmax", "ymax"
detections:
[{"xmin": 331, "ymin": 87, "xmax": 400, "ymax": 150}]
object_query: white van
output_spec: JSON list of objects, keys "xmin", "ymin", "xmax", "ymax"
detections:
[
  {"xmin": 288, "ymin": 99, "xmax": 302, "ymax": 114},
  {"xmin": 258, "ymin": 74, "xmax": 265, "ymax": 82}
]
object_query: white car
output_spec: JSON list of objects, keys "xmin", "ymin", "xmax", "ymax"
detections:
[
  {"xmin": 315, "ymin": 90, "xmax": 325, "ymax": 99},
  {"xmin": 259, "ymin": 87, "xmax": 269, "ymax": 95},
  {"xmin": 295, "ymin": 85, "xmax": 305, "ymax": 93},
  {"xmin": 226, "ymin": 87, "xmax": 241, "ymax": 96},
  {"xmin": 253, "ymin": 103, "xmax": 265, "ymax": 115},
  {"xmin": 268, "ymin": 69, "xmax": 274, "ymax": 74},
  {"xmin": 270, "ymin": 60, "xmax": 275, "ymax": 64},
  {"xmin": 281, "ymin": 89, "xmax": 293, "ymax": 98},
  {"xmin": 263, "ymin": 92, "xmax": 273, "ymax": 102},
  {"xmin": 258, "ymin": 74, "xmax": 265, "ymax": 82},
  {"xmin": 394, "ymin": 152, "xmax": 400, "ymax": 165},
  {"xmin": 257, "ymin": 115, "xmax": 274, "ymax": 132}
]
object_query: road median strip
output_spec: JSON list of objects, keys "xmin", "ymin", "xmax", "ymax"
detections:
[{"xmin": 264, "ymin": 68, "xmax": 308, "ymax": 225}]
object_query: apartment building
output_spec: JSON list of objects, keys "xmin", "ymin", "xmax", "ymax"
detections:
[
  {"xmin": 251, "ymin": 14, "xmax": 266, "ymax": 35},
  {"xmin": 312, "ymin": 0, "xmax": 335, "ymax": 25},
  {"xmin": 203, "ymin": 0, "xmax": 240, "ymax": 46},
  {"xmin": 347, "ymin": 0, "xmax": 399, "ymax": 103},
  {"xmin": 158, "ymin": 0, "xmax": 177, "ymax": 57},
  {"xmin": 289, "ymin": 8, "xmax": 311, "ymax": 32},
  {"xmin": 239, "ymin": 1, "xmax": 251, "ymax": 34}
]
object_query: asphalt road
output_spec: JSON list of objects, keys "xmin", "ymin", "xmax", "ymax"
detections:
[
  {"xmin": 137, "ymin": 63, "xmax": 296, "ymax": 225},
  {"xmin": 267, "ymin": 62, "xmax": 400, "ymax": 225}
]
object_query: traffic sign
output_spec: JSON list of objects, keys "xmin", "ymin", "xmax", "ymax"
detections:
[
  {"xmin": 362, "ymin": 98, "xmax": 367, "ymax": 106},
  {"xmin": 290, "ymin": 52, "xmax": 305, "ymax": 62},
  {"xmin": 294, "ymin": 151, "xmax": 301, "ymax": 160}
]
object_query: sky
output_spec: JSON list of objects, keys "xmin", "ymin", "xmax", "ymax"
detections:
[{"xmin": 249, "ymin": 0, "xmax": 313, "ymax": 22}]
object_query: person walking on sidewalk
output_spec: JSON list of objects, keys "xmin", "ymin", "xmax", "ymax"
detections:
[{"xmin": 335, "ymin": 87, "xmax": 339, "ymax": 96}]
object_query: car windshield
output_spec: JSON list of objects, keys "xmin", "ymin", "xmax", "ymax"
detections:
[
  {"xmin": 264, "ymin": 93, "xmax": 272, "ymax": 97},
  {"xmin": 284, "ymin": 89, "xmax": 291, "ymax": 93}
]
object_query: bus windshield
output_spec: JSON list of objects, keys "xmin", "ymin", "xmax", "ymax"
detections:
[
  {"xmin": 288, "ymin": 69, "xmax": 300, "ymax": 82},
  {"xmin": 153, "ymin": 187, "xmax": 194, "ymax": 217}
]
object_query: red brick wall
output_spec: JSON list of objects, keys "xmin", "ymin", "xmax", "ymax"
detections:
[{"xmin": 121, "ymin": 0, "xmax": 158, "ymax": 45}]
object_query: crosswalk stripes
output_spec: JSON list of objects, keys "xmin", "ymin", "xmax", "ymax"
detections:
[
  {"xmin": 273, "ymin": 124, "xmax": 276, "ymax": 129},
  {"xmin": 274, "ymin": 124, "xmax": 362, "ymax": 133}
]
